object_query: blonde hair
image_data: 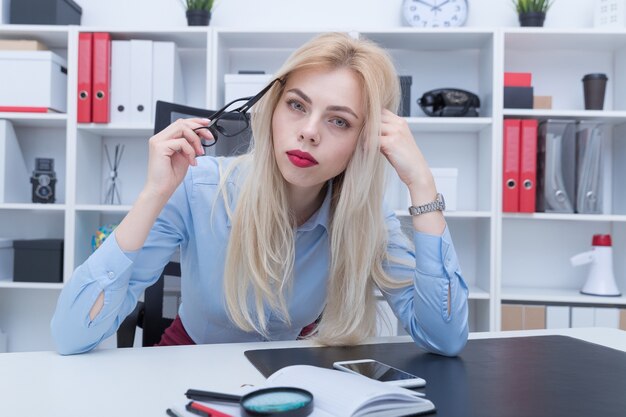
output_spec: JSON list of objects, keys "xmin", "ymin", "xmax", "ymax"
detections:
[{"xmin": 221, "ymin": 32, "xmax": 410, "ymax": 345}]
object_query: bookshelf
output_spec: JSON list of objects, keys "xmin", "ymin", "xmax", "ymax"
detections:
[{"xmin": 1, "ymin": 25, "xmax": 626, "ymax": 351}]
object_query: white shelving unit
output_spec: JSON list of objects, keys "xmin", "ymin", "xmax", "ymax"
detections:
[
  {"xmin": 1, "ymin": 25, "xmax": 625, "ymax": 351},
  {"xmin": 498, "ymin": 28, "xmax": 626, "ymax": 328}
]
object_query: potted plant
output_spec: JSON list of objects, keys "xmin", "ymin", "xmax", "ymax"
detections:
[
  {"xmin": 512, "ymin": 0, "xmax": 554, "ymax": 27},
  {"xmin": 182, "ymin": 0, "xmax": 214, "ymax": 26}
]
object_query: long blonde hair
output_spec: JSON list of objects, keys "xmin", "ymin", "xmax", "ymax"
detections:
[{"xmin": 221, "ymin": 32, "xmax": 409, "ymax": 345}]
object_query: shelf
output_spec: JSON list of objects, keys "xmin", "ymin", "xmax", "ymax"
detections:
[
  {"xmin": 405, "ymin": 117, "xmax": 492, "ymax": 132},
  {"xmin": 0, "ymin": 281, "xmax": 63, "ymax": 290},
  {"xmin": 502, "ymin": 213, "xmax": 626, "ymax": 222},
  {"xmin": 215, "ymin": 29, "xmax": 327, "ymax": 49},
  {"xmin": 359, "ymin": 29, "xmax": 493, "ymax": 51},
  {"xmin": 503, "ymin": 109, "xmax": 626, "ymax": 124},
  {"xmin": 468, "ymin": 284, "xmax": 490, "ymax": 300},
  {"xmin": 0, "ymin": 113, "xmax": 67, "ymax": 128},
  {"xmin": 501, "ymin": 286, "xmax": 626, "ymax": 307},
  {"xmin": 82, "ymin": 27, "xmax": 209, "ymax": 49},
  {"xmin": 0, "ymin": 203, "xmax": 66, "ymax": 211},
  {"xmin": 78, "ymin": 124, "xmax": 153, "ymax": 137},
  {"xmin": 76, "ymin": 204, "xmax": 132, "ymax": 213},
  {"xmin": 504, "ymin": 28, "xmax": 626, "ymax": 51}
]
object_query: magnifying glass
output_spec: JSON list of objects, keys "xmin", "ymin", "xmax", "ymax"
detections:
[{"xmin": 185, "ymin": 387, "xmax": 314, "ymax": 417}]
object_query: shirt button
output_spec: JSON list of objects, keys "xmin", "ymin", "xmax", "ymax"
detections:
[{"xmin": 107, "ymin": 271, "xmax": 115, "ymax": 279}]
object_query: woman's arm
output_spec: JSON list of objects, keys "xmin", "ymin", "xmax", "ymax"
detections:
[
  {"xmin": 381, "ymin": 213, "xmax": 469, "ymax": 356},
  {"xmin": 50, "ymin": 118, "xmax": 212, "ymax": 354},
  {"xmin": 378, "ymin": 109, "xmax": 468, "ymax": 356}
]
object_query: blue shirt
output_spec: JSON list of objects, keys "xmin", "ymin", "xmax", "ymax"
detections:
[{"xmin": 51, "ymin": 156, "xmax": 468, "ymax": 355}]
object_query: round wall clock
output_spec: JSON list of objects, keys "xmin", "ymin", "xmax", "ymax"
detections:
[{"xmin": 403, "ymin": 0, "xmax": 469, "ymax": 27}]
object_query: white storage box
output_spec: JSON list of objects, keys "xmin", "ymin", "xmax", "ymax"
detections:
[
  {"xmin": 431, "ymin": 168, "xmax": 458, "ymax": 211},
  {"xmin": 0, "ymin": 238, "xmax": 14, "ymax": 281},
  {"xmin": 224, "ymin": 74, "xmax": 274, "ymax": 104},
  {"xmin": 0, "ymin": 51, "xmax": 67, "ymax": 112}
]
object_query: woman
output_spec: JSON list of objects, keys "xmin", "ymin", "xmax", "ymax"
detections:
[{"xmin": 51, "ymin": 32, "xmax": 468, "ymax": 356}]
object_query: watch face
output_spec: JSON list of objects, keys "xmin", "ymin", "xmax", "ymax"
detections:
[{"xmin": 403, "ymin": 0, "xmax": 469, "ymax": 28}]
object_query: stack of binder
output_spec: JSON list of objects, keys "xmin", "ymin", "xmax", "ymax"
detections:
[
  {"xmin": 502, "ymin": 119, "xmax": 538, "ymax": 213},
  {"xmin": 503, "ymin": 119, "xmax": 606, "ymax": 214},
  {"xmin": 77, "ymin": 33, "xmax": 186, "ymax": 124}
]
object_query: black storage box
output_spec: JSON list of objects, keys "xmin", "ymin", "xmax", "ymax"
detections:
[
  {"xmin": 13, "ymin": 239, "xmax": 64, "ymax": 283},
  {"xmin": 10, "ymin": 0, "xmax": 82, "ymax": 25},
  {"xmin": 504, "ymin": 86, "xmax": 534, "ymax": 109}
]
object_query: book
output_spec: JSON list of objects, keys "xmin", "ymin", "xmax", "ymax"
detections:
[
  {"xmin": 176, "ymin": 365, "xmax": 435, "ymax": 417},
  {"xmin": 266, "ymin": 365, "xmax": 435, "ymax": 416}
]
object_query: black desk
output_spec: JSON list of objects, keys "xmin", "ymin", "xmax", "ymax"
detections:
[{"xmin": 245, "ymin": 335, "xmax": 626, "ymax": 417}]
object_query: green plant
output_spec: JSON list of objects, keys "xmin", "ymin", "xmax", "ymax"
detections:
[
  {"xmin": 512, "ymin": 0, "xmax": 554, "ymax": 13},
  {"xmin": 183, "ymin": 0, "xmax": 214, "ymax": 11}
]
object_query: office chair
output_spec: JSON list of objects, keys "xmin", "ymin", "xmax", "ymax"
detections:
[{"xmin": 117, "ymin": 261, "xmax": 181, "ymax": 347}]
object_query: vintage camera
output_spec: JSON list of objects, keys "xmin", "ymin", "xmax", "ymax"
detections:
[{"xmin": 31, "ymin": 158, "xmax": 56, "ymax": 203}]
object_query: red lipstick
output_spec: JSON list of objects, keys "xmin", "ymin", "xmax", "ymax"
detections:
[{"xmin": 286, "ymin": 150, "xmax": 318, "ymax": 168}]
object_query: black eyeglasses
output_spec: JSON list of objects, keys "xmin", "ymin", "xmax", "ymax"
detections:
[{"xmin": 194, "ymin": 78, "xmax": 283, "ymax": 148}]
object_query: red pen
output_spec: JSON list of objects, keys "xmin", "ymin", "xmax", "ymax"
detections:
[{"xmin": 186, "ymin": 401, "xmax": 235, "ymax": 417}]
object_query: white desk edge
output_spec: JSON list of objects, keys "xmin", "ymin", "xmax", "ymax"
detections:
[{"xmin": 0, "ymin": 327, "xmax": 624, "ymax": 417}]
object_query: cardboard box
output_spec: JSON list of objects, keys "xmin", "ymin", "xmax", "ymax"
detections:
[
  {"xmin": 0, "ymin": 238, "xmax": 14, "ymax": 281},
  {"xmin": 0, "ymin": 40, "xmax": 48, "ymax": 51},
  {"xmin": 13, "ymin": 239, "xmax": 63, "ymax": 283},
  {"xmin": 0, "ymin": 51, "xmax": 67, "ymax": 112},
  {"xmin": 533, "ymin": 95, "xmax": 553, "ymax": 109},
  {"xmin": 224, "ymin": 74, "xmax": 273, "ymax": 104}
]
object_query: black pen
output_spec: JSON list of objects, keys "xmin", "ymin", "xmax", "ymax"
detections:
[
  {"xmin": 166, "ymin": 407, "xmax": 185, "ymax": 417},
  {"xmin": 185, "ymin": 388, "xmax": 242, "ymax": 403}
]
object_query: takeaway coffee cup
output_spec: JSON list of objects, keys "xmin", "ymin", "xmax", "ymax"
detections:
[{"xmin": 582, "ymin": 73, "xmax": 608, "ymax": 110}]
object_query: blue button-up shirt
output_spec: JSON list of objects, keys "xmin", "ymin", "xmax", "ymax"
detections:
[{"xmin": 51, "ymin": 156, "xmax": 468, "ymax": 355}]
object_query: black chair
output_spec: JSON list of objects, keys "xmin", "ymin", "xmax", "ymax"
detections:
[{"xmin": 117, "ymin": 261, "xmax": 181, "ymax": 347}]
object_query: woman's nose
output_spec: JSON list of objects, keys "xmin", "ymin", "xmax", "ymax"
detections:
[{"xmin": 298, "ymin": 118, "xmax": 321, "ymax": 145}]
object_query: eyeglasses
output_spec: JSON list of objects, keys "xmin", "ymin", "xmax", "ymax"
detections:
[{"xmin": 194, "ymin": 78, "xmax": 283, "ymax": 148}]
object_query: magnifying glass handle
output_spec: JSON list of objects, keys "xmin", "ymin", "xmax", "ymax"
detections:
[{"xmin": 185, "ymin": 389, "xmax": 242, "ymax": 403}]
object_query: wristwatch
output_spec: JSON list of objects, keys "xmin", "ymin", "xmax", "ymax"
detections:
[{"xmin": 408, "ymin": 193, "xmax": 445, "ymax": 216}]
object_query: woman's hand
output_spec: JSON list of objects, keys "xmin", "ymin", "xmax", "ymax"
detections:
[
  {"xmin": 379, "ymin": 109, "xmax": 433, "ymax": 191},
  {"xmin": 144, "ymin": 118, "xmax": 213, "ymax": 198}
]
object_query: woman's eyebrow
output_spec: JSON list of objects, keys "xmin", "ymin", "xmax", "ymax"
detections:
[{"xmin": 287, "ymin": 88, "xmax": 359, "ymax": 120}]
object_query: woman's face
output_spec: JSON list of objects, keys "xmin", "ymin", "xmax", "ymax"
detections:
[{"xmin": 272, "ymin": 66, "xmax": 364, "ymax": 194}]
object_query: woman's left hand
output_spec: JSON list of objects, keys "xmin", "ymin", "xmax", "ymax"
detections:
[{"xmin": 379, "ymin": 109, "xmax": 433, "ymax": 189}]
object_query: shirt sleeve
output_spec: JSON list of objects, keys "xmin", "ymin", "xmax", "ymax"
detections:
[
  {"xmin": 50, "ymin": 178, "xmax": 193, "ymax": 355},
  {"xmin": 380, "ymin": 210, "xmax": 469, "ymax": 356}
]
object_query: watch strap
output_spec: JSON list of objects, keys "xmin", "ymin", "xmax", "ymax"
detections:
[{"xmin": 408, "ymin": 193, "xmax": 445, "ymax": 216}]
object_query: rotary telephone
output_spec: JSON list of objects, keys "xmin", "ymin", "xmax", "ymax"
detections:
[{"xmin": 418, "ymin": 88, "xmax": 480, "ymax": 117}]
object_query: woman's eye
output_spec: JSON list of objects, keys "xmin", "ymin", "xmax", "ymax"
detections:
[
  {"xmin": 288, "ymin": 100, "xmax": 305, "ymax": 112},
  {"xmin": 331, "ymin": 118, "xmax": 350, "ymax": 129}
]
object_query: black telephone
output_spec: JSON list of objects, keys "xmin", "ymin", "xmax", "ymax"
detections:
[{"xmin": 418, "ymin": 88, "xmax": 480, "ymax": 117}]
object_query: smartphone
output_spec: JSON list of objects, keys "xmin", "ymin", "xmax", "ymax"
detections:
[{"xmin": 333, "ymin": 359, "xmax": 426, "ymax": 388}]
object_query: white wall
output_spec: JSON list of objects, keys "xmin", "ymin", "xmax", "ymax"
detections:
[{"xmin": 66, "ymin": 0, "xmax": 596, "ymax": 29}]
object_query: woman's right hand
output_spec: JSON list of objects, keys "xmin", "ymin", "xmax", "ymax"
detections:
[{"xmin": 144, "ymin": 118, "xmax": 214, "ymax": 198}]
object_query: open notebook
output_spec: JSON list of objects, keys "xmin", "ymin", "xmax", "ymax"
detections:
[{"xmin": 172, "ymin": 365, "xmax": 434, "ymax": 417}]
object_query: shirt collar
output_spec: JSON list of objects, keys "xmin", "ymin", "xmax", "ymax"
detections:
[{"xmin": 296, "ymin": 180, "xmax": 333, "ymax": 233}]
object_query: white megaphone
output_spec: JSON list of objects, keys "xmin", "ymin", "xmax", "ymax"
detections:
[{"xmin": 570, "ymin": 234, "xmax": 621, "ymax": 297}]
